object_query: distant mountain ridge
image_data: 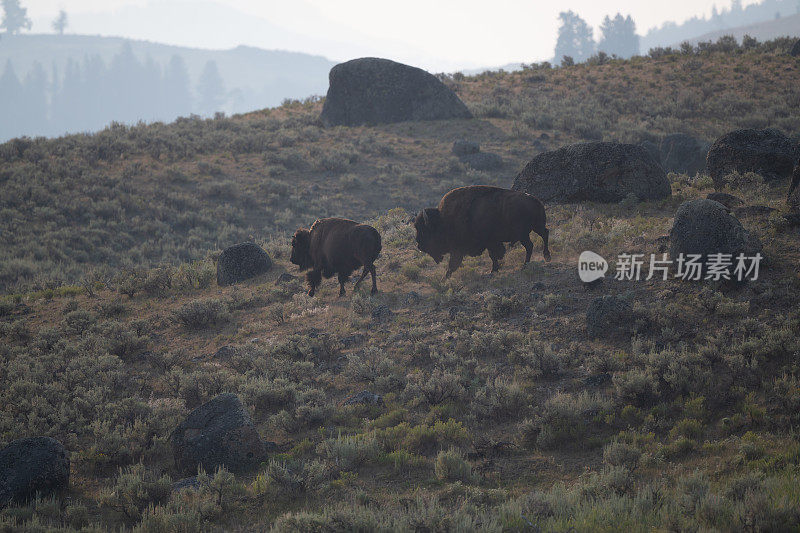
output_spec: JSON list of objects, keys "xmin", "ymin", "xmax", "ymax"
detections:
[
  {"xmin": 0, "ymin": 34, "xmax": 335, "ymax": 113},
  {"xmin": 677, "ymin": 12, "xmax": 800, "ymax": 45}
]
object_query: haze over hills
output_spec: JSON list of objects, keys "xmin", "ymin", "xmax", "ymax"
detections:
[
  {"xmin": 0, "ymin": 34, "xmax": 335, "ymax": 141},
  {"xmin": 641, "ymin": 0, "xmax": 799, "ymax": 50},
  {"xmin": 679, "ymin": 12, "xmax": 800, "ymax": 44}
]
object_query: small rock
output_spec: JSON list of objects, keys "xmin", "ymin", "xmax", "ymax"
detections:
[
  {"xmin": 790, "ymin": 39, "xmax": 800, "ymax": 57},
  {"xmin": 0, "ymin": 437, "xmax": 70, "ymax": 508},
  {"xmin": 217, "ymin": 242, "xmax": 272, "ymax": 287},
  {"xmin": 586, "ymin": 295, "xmax": 635, "ymax": 339},
  {"xmin": 706, "ymin": 192, "xmax": 744, "ymax": 210},
  {"xmin": 452, "ymin": 140, "xmax": 480, "ymax": 156},
  {"xmin": 371, "ymin": 305, "xmax": 394, "ymax": 323},
  {"xmin": 460, "ymin": 152, "xmax": 503, "ymax": 171},
  {"xmin": 213, "ymin": 346, "xmax": 237, "ymax": 359},
  {"xmin": 342, "ymin": 390, "xmax": 384, "ymax": 406}
]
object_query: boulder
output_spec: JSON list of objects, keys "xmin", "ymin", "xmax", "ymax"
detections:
[
  {"xmin": 171, "ymin": 393, "xmax": 271, "ymax": 475},
  {"xmin": 639, "ymin": 140, "xmax": 661, "ymax": 163},
  {"xmin": 586, "ymin": 296, "xmax": 635, "ymax": 339},
  {"xmin": 460, "ymin": 152, "xmax": 503, "ymax": 171},
  {"xmin": 659, "ymin": 133, "xmax": 708, "ymax": 175},
  {"xmin": 706, "ymin": 192, "xmax": 744, "ymax": 210},
  {"xmin": 320, "ymin": 58, "xmax": 472, "ymax": 126},
  {"xmin": 512, "ymin": 142, "xmax": 670, "ymax": 203},
  {"xmin": 669, "ymin": 199, "xmax": 762, "ymax": 275},
  {"xmin": 706, "ymin": 128, "xmax": 798, "ymax": 188},
  {"xmin": 790, "ymin": 39, "xmax": 800, "ymax": 57},
  {"xmin": 0, "ymin": 437, "xmax": 69, "ymax": 508},
  {"xmin": 216, "ymin": 242, "xmax": 272, "ymax": 287},
  {"xmin": 452, "ymin": 140, "xmax": 480, "ymax": 156}
]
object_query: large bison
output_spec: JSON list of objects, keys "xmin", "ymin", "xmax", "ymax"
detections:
[
  {"xmin": 413, "ymin": 185, "xmax": 550, "ymax": 277},
  {"xmin": 290, "ymin": 217, "xmax": 381, "ymax": 297}
]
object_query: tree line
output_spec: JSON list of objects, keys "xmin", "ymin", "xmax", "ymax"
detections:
[
  {"xmin": 0, "ymin": 43, "xmax": 227, "ymax": 142},
  {"xmin": 554, "ymin": 11, "xmax": 640, "ymax": 65}
]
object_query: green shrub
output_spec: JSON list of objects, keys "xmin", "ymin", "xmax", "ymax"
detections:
[
  {"xmin": 434, "ymin": 449, "xmax": 474, "ymax": 482},
  {"xmin": 172, "ymin": 299, "xmax": 230, "ymax": 330},
  {"xmin": 99, "ymin": 464, "xmax": 171, "ymax": 523},
  {"xmin": 317, "ymin": 433, "xmax": 380, "ymax": 470}
]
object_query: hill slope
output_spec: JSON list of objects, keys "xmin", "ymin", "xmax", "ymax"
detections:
[
  {"xmin": 1, "ymin": 39, "xmax": 799, "ymax": 293},
  {"xmin": 1, "ymin": 38, "xmax": 800, "ymax": 531}
]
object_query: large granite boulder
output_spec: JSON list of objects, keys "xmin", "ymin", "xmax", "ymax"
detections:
[
  {"xmin": 0, "ymin": 437, "xmax": 70, "ymax": 508},
  {"xmin": 512, "ymin": 142, "xmax": 670, "ymax": 203},
  {"xmin": 320, "ymin": 58, "xmax": 472, "ymax": 126},
  {"xmin": 216, "ymin": 242, "xmax": 272, "ymax": 287},
  {"xmin": 171, "ymin": 393, "xmax": 270, "ymax": 475},
  {"xmin": 706, "ymin": 128, "xmax": 798, "ymax": 188},
  {"xmin": 659, "ymin": 133, "xmax": 708, "ymax": 175},
  {"xmin": 669, "ymin": 199, "xmax": 762, "ymax": 277}
]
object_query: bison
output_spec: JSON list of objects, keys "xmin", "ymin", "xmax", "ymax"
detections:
[
  {"xmin": 413, "ymin": 185, "xmax": 550, "ymax": 277},
  {"xmin": 290, "ymin": 217, "xmax": 382, "ymax": 297}
]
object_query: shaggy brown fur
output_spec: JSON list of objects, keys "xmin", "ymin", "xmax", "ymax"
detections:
[
  {"xmin": 291, "ymin": 217, "xmax": 381, "ymax": 297},
  {"xmin": 413, "ymin": 185, "xmax": 550, "ymax": 277}
]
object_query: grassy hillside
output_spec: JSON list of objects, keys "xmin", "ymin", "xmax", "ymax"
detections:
[
  {"xmin": 1, "ymin": 38, "xmax": 800, "ymax": 531},
  {"xmin": 2, "ymin": 37, "xmax": 799, "ymax": 294}
]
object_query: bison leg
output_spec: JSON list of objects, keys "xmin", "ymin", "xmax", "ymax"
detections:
[
  {"xmin": 353, "ymin": 266, "xmax": 370, "ymax": 291},
  {"xmin": 521, "ymin": 235, "xmax": 534, "ymax": 265},
  {"xmin": 445, "ymin": 253, "xmax": 463, "ymax": 279},
  {"xmin": 539, "ymin": 227, "xmax": 551, "ymax": 262},
  {"xmin": 369, "ymin": 264, "xmax": 378, "ymax": 295},
  {"xmin": 306, "ymin": 269, "xmax": 322, "ymax": 297},
  {"xmin": 488, "ymin": 243, "xmax": 506, "ymax": 273},
  {"xmin": 337, "ymin": 273, "xmax": 349, "ymax": 297}
]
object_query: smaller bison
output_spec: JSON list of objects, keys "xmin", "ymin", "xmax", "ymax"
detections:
[
  {"xmin": 414, "ymin": 186, "xmax": 550, "ymax": 277},
  {"xmin": 291, "ymin": 218, "xmax": 381, "ymax": 297}
]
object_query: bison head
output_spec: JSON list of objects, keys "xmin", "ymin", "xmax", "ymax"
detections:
[
  {"xmin": 290, "ymin": 229, "xmax": 312, "ymax": 270},
  {"xmin": 413, "ymin": 208, "xmax": 446, "ymax": 264}
]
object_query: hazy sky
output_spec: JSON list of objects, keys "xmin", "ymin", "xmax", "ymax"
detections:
[{"xmin": 28, "ymin": 0, "xmax": 754, "ymax": 70}]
